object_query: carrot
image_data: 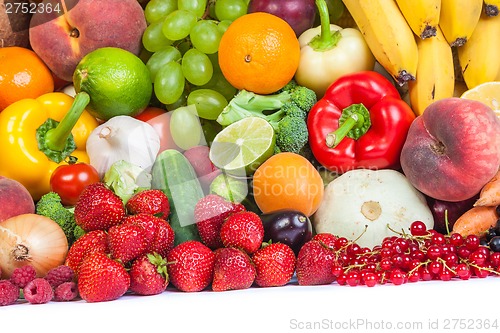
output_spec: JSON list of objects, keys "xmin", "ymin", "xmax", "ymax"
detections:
[
  {"xmin": 474, "ymin": 170, "xmax": 500, "ymax": 207},
  {"xmin": 452, "ymin": 206, "xmax": 498, "ymax": 237}
]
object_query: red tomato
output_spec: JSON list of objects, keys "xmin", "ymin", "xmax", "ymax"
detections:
[
  {"xmin": 50, "ymin": 163, "xmax": 100, "ymax": 206},
  {"xmin": 134, "ymin": 106, "xmax": 180, "ymax": 152}
]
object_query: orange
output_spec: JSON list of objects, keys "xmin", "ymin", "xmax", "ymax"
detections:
[
  {"xmin": 218, "ymin": 12, "xmax": 300, "ymax": 95},
  {"xmin": 0, "ymin": 47, "xmax": 55, "ymax": 111},
  {"xmin": 252, "ymin": 152, "xmax": 324, "ymax": 217}
]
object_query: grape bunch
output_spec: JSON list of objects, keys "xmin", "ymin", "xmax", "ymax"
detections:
[
  {"xmin": 314, "ymin": 221, "xmax": 500, "ymax": 287},
  {"xmin": 142, "ymin": 0, "xmax": 249, "ymax": 120}
]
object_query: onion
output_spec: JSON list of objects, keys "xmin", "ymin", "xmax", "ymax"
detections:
[{"xmin": 0, "ymin": 214, "xmax": 68, "ymax": 279}]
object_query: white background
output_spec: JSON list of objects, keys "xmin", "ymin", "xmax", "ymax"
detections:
[{"xmin": 2, "ymin": 277, "xmax": 499, "ymax": 333}]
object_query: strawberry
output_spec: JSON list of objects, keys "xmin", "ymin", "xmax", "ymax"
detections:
[
  {"xmin": 129, "ymin": 253, "xmax": 169, "ymax": 296},
  {"xmin": 212, "ymin": 247, "xmax": 256, "ymax": 292},
  {"xmin": 220, "ymin": 211, "xmax": 264, "ymax": 254},
  {"xmin": 295, "ymin": 239, "xmax": 338, "ymax": 286},
  {"xmin": 126, "ymin": 189, "xmax": 170, "ymax": 220},
  {"xmin": 122, "ymin": 213, "xmax": 175, "ymax": 257},
  {"xmin": 194, "ymin": 194, "xmax": 246, "ymax": 249},
  {"xmin": 166, "ymin": 240, "xmax": 215, "ymax": 292},
  {"xmin": 107, "ymin": 223, "xmax": 148, "ymax": 263},
  {"xmin": 77, "ymin": 252, "xmax": 130, "ymax": 303},
  {"xmin": 65, "ymin": 230, "xmax": 109, "ymax": 277},
  {"xmin": 74, "ymin": 182, "xmax": 126, "ymax": 231},
  {"xmin": 312, "ymin": 233, "xmax": 338, "ymax": 249},
  {"xmin": 252, "ymin": 243, "xmax": 296, "ymax": 287}
]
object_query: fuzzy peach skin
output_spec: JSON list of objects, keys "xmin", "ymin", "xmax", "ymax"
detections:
[{"xmin": 29, "ymin": 0, "xmax": 147, "ymax": 81}]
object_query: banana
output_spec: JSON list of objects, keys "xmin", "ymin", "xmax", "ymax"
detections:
[
  {"xmin": 395, "ymin": 0, "xmax": 441, "ymax": 39},
  {"xmin": 457, "ymin": 13, "xmax": 500, "ymax": 89},
  {"xmin": 439, "ymin": 0, "xmax": 483, "ymax": 47},
  {"xmin": 484, "ymin": 0, "xmax": 500, "ymax": 16},
  {"xmin": 342, "ymin": 0, "xmax": 418, "ymax": 86},
  {"xmin": 408, "ymin": 27, "xmax": 455, "ymax": 116}
]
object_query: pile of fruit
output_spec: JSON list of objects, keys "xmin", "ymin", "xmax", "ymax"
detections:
[{"xmin": 1, "ymin": 0, "xmax": 500, "ymax": 305}]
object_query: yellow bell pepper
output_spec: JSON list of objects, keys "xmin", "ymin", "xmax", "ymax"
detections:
[{"xmin": 0, "ymin": 92, "xmax": 99, "ymax": 201}]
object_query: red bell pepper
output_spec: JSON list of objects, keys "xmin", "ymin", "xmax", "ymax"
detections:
[{"xmin": 307, "ymin": 71, "xmax": 415, "ymax": 173}]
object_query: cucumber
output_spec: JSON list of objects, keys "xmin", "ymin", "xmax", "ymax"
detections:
[{"xmin": 151, "ymin": 149, "xmax": 203, "ymax": 245}]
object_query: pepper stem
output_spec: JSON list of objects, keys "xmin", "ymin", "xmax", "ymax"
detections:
[
  {"xmin": 45, "ymin": 92, "xmax": 90, "ymax": 152},
  {"xmin": 308, "ymin": 0, "xmax": 342, "ymax": 52},
  {"xmin": 325, "ymin": 104, "xmax": 371, "ymax": 148}
]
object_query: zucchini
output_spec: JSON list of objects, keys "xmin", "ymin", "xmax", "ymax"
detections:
[{"xmin": 151, "ymin": 149, "xmax": 203, "ymax": 245}]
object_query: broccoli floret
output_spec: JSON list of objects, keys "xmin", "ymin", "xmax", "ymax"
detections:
[
  {"xmin": 216, "ymin": 82, "xmax": 316, "ymax": 129},
  {"xmin": 35, "ymin": 192, "xmax": 77, "ymax": 245},
  {"xmin": 289, "ymin": 85, "xmax": 317, "ymax": 111},
  {"xmin": 275, "ymin": 116, "xmax": 309, "ymax": 154},
  {"xmin": 282, "ymin": 102, "xmax": 307, "ymax": 119},
  {"xmin": 73, "ymin": 225, "xmax": 86, "ymax": 241}
]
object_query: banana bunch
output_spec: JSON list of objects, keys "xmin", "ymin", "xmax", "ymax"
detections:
[
  {"xmin": 341, "ymin": 0, "xmax": 418, "ymax": 86},
  {"xmin": 457, "ymin": 13, "xmax": 500, "ymax": 89},
  {"xmin": 342, "ymin": 0, "xmax": 500, "ymax": 116}
]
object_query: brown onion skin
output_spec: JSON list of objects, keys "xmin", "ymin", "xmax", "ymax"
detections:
[{"xmin": 0, "ymin": 214, "xmax": 68, "ymax": 279}]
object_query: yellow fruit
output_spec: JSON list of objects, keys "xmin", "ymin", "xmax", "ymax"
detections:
[{"xmin": 461, "ymin": 81, "xmax": 500, "ymax": 118}]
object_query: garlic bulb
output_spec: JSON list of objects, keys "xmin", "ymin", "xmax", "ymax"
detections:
[{"xmin": 86, "ymin": 116, "xmax": 161, "ymax": 178}]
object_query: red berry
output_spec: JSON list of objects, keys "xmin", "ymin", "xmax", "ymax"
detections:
[
  {"xmin": 346, "ymin": 270, "xmax": 360, "ymax": 286},
  {"xmin": 464, "ymin": 234, "xmax": 480, "ymax": 251},
  {"xmin": 389, "ymin": 269, "xmax": 406, "ymax": 285},
  {"xmin": 456, "ymin": 263, "xmax": 472, "ymax": 280},
  {"xmin": 194, "ymin": 194, "xmax": 246, "ymax": 249},
  {"xmin": 126, "ymin": 189, "xmax": 171, "ymax": 220},
  {"xmin": 65, "ymin": 230, "xmax": 109, "ymax": 277},
  {"xmin": 363, "ymin": 272, "xmax": 378, "ymax": 287},
  {"xmin": 410, "ymin": 221, "xmax": 427, "ymax": 236},
  {"xmin": 24, "ymin": 278, "xmax": 54, "ymax": 304},
  {"xmin": 312, "ymin": 233, "xmax": 338, "ymax": 249},
  {"xmin": 77, "ymin": 252, "xmax": 130, "ymax": 303},
  {"xmin": 0, "ymin": 280, "xmax": 19, "ymax": 306},
  {"xmin": 212, "ymin": 247, "xmax": 256, "ymax": 292},
  {"xmin": 129, "ymin": 253, "xmax": 169, "ymax": 296},
  {"xmin": 252, "ymin": 243, "xmax": 296, "ymax": 287},
  {"xmin": 166, "ymin": 241, "xmax": 215, "ymax": 292},
  {"xmin": 53, "ymin": 282, "xmax": 78, "ymax": 302},
  {"xmin": 296, "ymin": 240, "xmax": 338, "ymax": 286},
  {"xmin": 10, "ymin": 265, "xmax": 37, "ymax": 289},
  {"xmin": 108, "ymin": 223, "xmax": 148, "ymax": 263},
  {"xmin": 44, "ymin": 265, "xmax": 75, "ymax": 288},
  {"xmin": 220, "ymin": 211, "xmax": 264, "ymax": 254},
  {"xmin": 74, "ymin": 183, "xmax": 126, "ymax": 231}
]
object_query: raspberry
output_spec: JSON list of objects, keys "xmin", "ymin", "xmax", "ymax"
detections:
[
  {"xmin": 53, "ymin": 282, "xmax": 78, "ymax": 302},
  {"xmin": 23, "ymin": 278, "xmax": 54, "ymax": 304},
  {"xmin": 0, "ymin": 280, "xmax": 20, "ymax": 306},
  {"xmin": 44, "ymin": 265, "xmax": 75, "ymax": 288},
  {"xmin": 10, "ymin": 265, "xmax": 37, "ymax": 288}
]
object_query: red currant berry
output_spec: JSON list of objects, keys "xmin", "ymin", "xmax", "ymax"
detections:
[
  {"xmin": 408, "ymin": 270, "xmax": 420, "ymax": 283},
  {"xmin": 334, "ymin": 237, "xmax": 349, "ymax": 250},
  {"xmin": 449, "ymin": 233, "xmax": 464, "ymax": 246},
  {"xmin": 490, "ymin": 252, "xmax": 500, "ymax": 268},
  {"xmin": 389, "ymin": 269, "xmax": 406, "ymax": 285},
  {"xmin": 419, "ymin": 266, "xmax": 433, "ymax": 281},
  {"xmin": 426, "ymin": 244, "xmax": 443, "ymax": 260},
  {"xmin": 431, "ymin": 233, "xmax": 446, "ymax": 245},
  {"xmin": 363, "ymin": 272, "xmax": 378, "ymax": 287},
  {"xmin": 456, "ymin": 263, "xmax": 471, "ymax": 280},
  {"xmin": 465, "ymin": 235, "xmax": 480, "ymax": 251},
  {"xmin": 410, "ymin": 221, "xmax": 427, "ymax": 236},
  {"xmin": 346, "ymin": 270, "xmax": 360, "ymax": 286}
]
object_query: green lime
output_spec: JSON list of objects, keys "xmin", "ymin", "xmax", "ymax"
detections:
[
  {"xmin": 73, "ymin": 47, "xmax": 153, "ymax": 121},
  {"xmin": 209, "ymin": 116, "xmax": 275, "ymax": 175}
]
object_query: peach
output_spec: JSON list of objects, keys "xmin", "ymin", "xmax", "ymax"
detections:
[
  {"xmin": 29, "ymin": 0, "xmax": 147, "ymax": 81},
  {"xmin": 401, "ymin": 98, "xmax": 500, "ymax": 202},
  {"xmin": 0, "ymin": 175, "xmax": 35, "ymax": 222}
]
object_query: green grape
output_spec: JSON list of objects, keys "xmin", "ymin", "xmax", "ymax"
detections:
[
  {"xmin": 217, "ymin": 20, "xmax": 232, "ymax": 34},
  {"xmin": 190, "ymin": 20, "xmax": 222, "ymax": 54},
  {"xmin": 162, "ymin": 9, "xmax": 197, "ymax": 41},
  {"xmin": 214, "ymin": 0, "xmax": 247, "ymax": 21},
  {"xmin": 145, "ymin": 0, "xmax": 178, "ymax": 24},
  {"xmin": 206, "ymin": 52, "xmax": 221, "ymax": 73},
  {"xmin": 146, "ymin": 46, "xmax": 182, "ymax": 81},
  {"xmin": 178, "ymin": 0, "xmax": 207, "ymax": 18},
  {"xmin": 154, "ymin": 61, "xmax": 185, "ymax": 105},
  {"xmin": 187, "ymin": 89, "xmax": 228, "ymax": 120},
  {"xmin": 181, "ymin": 49, "xmax": 213, "ymax": 86},
  {"xmin": 200, "ymin": 118, "xmax": 223, "ymax": 146},
  {"xmin": 142, "ymin": 20, "xmax": 173, "ymax": 52},
  {"xmin": 200, "ymin": 71, "xmax": 237, "ymax": 101},
  {"xmin": 170, "ymin": 105, "xmax": 204, "ymax": 150}
]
